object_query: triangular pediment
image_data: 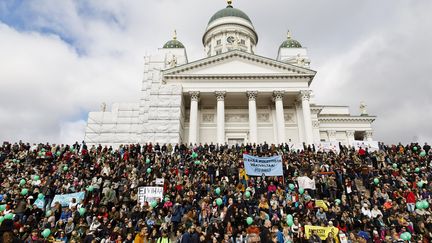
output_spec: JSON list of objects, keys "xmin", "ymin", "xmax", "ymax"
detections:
[{"xmin": 162, "ymin": 50, "xmax": 316, "ymax": 78}]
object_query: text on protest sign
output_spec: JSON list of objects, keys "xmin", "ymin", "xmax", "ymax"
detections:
[
  {"xmin": 304, "ymin": 225, "xmax": 339, "ymax": 241},
  {"xmin": 51, "ymin": 192, "xmax": 85, "ymax": 207},
  {"xmin": 243, "ymin": 154, "xmax": 283, "ymax": 176},
  {"xmin": 138, "ymin": 186, "xmax": 164, "ymax": 205}
]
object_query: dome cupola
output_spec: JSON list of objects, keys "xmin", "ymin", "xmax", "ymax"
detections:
[
  {"xmin": 280, "ymin": 30, "xmax": 302, "ymax": 48},
  {"xmin": 163, "ymin": 30, "xmax": 185, "ymax": 49},
  {"xmin": 203, "ymin": 0, "xmax": 258, "ymax": 57}
]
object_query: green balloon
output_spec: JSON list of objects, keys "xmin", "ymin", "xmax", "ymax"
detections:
[
  {"xmin": 420, "ymin": 151, "xmax": 427, "ymax": 157},
  {"xmin": 335, "ymin": 199, "xmax": 341, "ymax": 205},
  {"xmin": 245, "ymin": 191, "xmax": 251, "ymax": 198},
  {"xmin": 79, "ymin": 207, "xmax": 86, "ymax": 216},
  {"xmin": 392, "ymin": 163, "xmax": 398, "ymax": 168},
  {"xmin": 146, "ymin": 158, "xmax": 150, "ymax": 164},
  {"xmin": 19, "ymin": 179, "xmax": 26, "ymax": 186},
  {"xmin": 46, "ymin": 210, "xmax": 52, "ymax": 217},
  {"xmin": 63, "ymin": 166, "xmax": 68, "ymax": 171},
  {"xmin": 401, "ymin": 232, "xmax": 411, "ymax": 241},
  {"xmin": 38, "ymin": 193, "xmax": 44, "ymax": 200},
  {"xmin": 246, "ymin": 217, "xmax": 253, "ymax": 225},
  {"xmin": 146, "ymin": 168, "xmax": 152, "ymax": 173},
  {"xmin": 299, "ymin": 188, "xmax": 305, "ymax": 195},
  {"xmin": 164, "ymin": 197, "xmax": 170, "ymax": 202},
  {"xmin": 194, "ymin": 160, "xmax": 201, "ymax": 165},
  {"xmin": 0, "ymin": 216, "xmax": 4, "ymax": 223},
  {"xmin": 41, "ymin": 228, "xmax": 51, "ymax": 238},
  {"xmin": 56, "ymin": 151, "xmax": 61, "ymax": 156},
  {"xmin": 191, "ymin": 152, "xmax": 197, "ymax": 158},
  {"xmin": 418, "ymin": 181, "xmax": 424, "ymax": 188},
  {"xmin": 287, "ymin": 214, "xmax": 294, "ymax": 226},
  {"xmin": 416, "ymin": 201, "xmax": 423, "ymax": 209},
  {"xmin": 0, "ymin": 205, "xmax": 6, "ymax": 211},
  {"xmin": 216, "ymin": 198, "xmax": 223, "ymax": 206},
  {"xmin": 289, "ymin": 184, "xmax": 295, "ymax": 190},
  {"xmin": 413, "ymin": 147, "xmax": 418, "ymax": 151},
  {"xmin": 415, "ymin": 168, "xmax": 420, "ymax": 173},
  {"xmin": 422, "ymin": 200, "xmax": 429, "ymax": 209},
  {"xmin": 215, "ymin": 187, "xmax": 221, "ymax": 195},
  {"xmin": 33, "ymin": 175, "xmax": 40, "ymax": 181},
  {"xmin": 86, "ymin": 186, "xmax": 94, "ymax": 192},
  {"xmin": 21, "ymin": 188, "xmax": 28, "ymax": 196},
  {"xmin": 4, "ymin": 213, "xmax": 13, "ymax": 220},
  {"xmin": 373, "ymin": 178, "xmax": 379, "ymax": 185},
  {"xmin": 150, "ymin": 201, "xmax": 157, "ymax": 208}
]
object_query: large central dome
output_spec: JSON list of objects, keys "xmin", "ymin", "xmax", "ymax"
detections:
[
  {"xmin": 203, "ymin": 1, "xmax": 258, "ymax": 56},
  {"xmin": 208, "ymin": 5, "xmax": 252, "ymax": 25}
]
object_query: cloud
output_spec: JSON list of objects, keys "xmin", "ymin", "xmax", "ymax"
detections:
[{"xmin": 0, "ymin": 0, "xmax": 431, "ymax": 144}]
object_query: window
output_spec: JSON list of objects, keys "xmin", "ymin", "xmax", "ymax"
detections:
[
  {"xmin": 240, "ymin": 39, "xmax": 245, "ymax": 45},
  {"xmin": 216, "ymin": 49, "xmax": 222, "ymax": 55},
  {"xmin": 216, "ymin": 39, "xmax": 221, "ymax": 45}
]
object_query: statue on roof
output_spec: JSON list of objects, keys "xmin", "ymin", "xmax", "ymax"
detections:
[{"xmin": 360, "ymin": 102, "xmax": 368, "ymax": 116}]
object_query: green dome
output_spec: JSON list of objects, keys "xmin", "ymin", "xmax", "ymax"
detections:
[
  {"xmin": 163, "ymin": 39, "xmax": 185, "ymax": 49},
  {"xmin": 280, "ymin": 39, "xmax": 302, "ymax": 48},
  {"xmin": 208, "ymin": 6, "xmax": 252, "ymax": 25}
]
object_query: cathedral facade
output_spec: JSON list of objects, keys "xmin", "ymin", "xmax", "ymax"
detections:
[{"xmin": 84, "ymin": 1, "xmax": 375, "ymax": 146}]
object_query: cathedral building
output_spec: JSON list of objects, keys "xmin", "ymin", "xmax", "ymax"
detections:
[{"xmin": 85, "ymin": 1, "xmax": 375, "ymax": 146}]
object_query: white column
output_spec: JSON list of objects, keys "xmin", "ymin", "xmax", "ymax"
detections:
[
  {"xmin": 365, "ymin": 131, "xmax": 373, "ymax": 141},
  {"xmin": 295, "ymin": 101, "xmax": 305, "ymax": 143},
  {"xmin": 346, "ymin": 130, "xmax": 355, "ymax": 145},
  {"xmin": 188, "ymin": 91, "xmax": 199, "ymax": 145},
  {"xmin": 273, "ymin": 91, "xmax": 286, "ymax": 145},
  {"xmin": 300, "ymin": 90, "xmax": 314, "ymax": 145},
  {"xmin": 246, "ymin": 91, "xmax": 258, "ymax": 144},
  {"xmin": 215, "ymin": 91, "xmax": 226, "ymax": 145}
]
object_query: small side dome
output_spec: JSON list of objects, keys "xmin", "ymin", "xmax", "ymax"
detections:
[
  {"xmin": 280, "ymin": 30, "xmax": 302, "ymax": 48},
  {"xmin": 163, "ymin": 30, "xmax": 185, "ymax": 49}
]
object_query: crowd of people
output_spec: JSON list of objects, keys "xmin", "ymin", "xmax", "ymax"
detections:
[{"xmin": 0, "ymin": 140, "xmax": 431, "ymax": 243}]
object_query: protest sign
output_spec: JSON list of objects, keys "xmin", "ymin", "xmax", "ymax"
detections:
[
  {"xmin": 315, "ymin": 200, "xmax": 328, "ymax": 211},
  {"xmin": 243, "ymin": 154, "xmax": 283, "ymax": 176},
  {"xmin": 304, "ymin": 225, "xmax": 339, "ymax": 241},
  {"xmin": 352, "ymin": 140, "xmax": 379, "ymax": 152},
  {"xmin": 297, "ymin": 176, "xmax": 316, "ymax": 190},
  {"xmin": 138, "ymin": 187, "xmax": 164, "ymax": 205},
  {"xmin": 315, "ymin": 142, "xmax": 340, "ymax": 153},
  {"xmin": 34, "ymin": 198, "xmax": 45, "ymax": 209},
  {"xmin": 155, "ymin": 178, "xmax": 164, "ymax": 186},
  {"xmin": 51, "ymin": 192, "xmax": 85, "ymax": 207}
]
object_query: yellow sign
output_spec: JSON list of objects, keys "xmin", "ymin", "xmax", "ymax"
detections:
[
  {"xmin": 304, "ymin": 225, "xmax": 339, "ymax": 241},
  {"xmin": 315, "ymin": 200, "xmax": 329, "ymax": 211}
]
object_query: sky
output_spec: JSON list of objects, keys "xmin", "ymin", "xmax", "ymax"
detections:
[{"xmin": 0, "ymin": 0, "xmax": 431, "ymax": 145}]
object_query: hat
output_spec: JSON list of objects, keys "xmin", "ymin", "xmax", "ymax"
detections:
[{"xmin": 357, "ymin": 231, "xmax": 370, "ymax": 240}]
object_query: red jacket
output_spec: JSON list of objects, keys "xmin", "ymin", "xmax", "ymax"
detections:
[{"xmin": 405, "ymin": 191, "xmax": 416, "ymax": 204}]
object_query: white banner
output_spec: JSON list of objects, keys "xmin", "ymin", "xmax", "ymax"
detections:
[
  {"xmin": 297, "ymin": 176, "xmax": 316, "ymax": 190},
  {"xmin": 138, "ymin": 187, "xmax": 163, "ymax": 205},
  {"xmin": 155, "ymin": 178, "xmax": 164, "ymax": 186},
  {"xmin": 314, "ymin": 142, "xmax": 340, "ymax": 153},
  {"xmin": 352, "ymin": 140, "xmax": 379, "ymax": 152}
]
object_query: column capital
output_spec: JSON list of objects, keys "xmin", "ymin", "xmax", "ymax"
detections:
[
  {"xmin": 246, "ymin": 91, "xmax": 258, "ymax": 101},
  {"xmin": 346, "ymin": 130, "xmax": 355, "ymax": 137},
  {"xmin": 215, "ymin": 91, "xmax": 226, "ymax": 101},
  {"xmin": 272, "ymin": 90, "xmax": 284, "ymax": 101},
  {"xmin": 300, "ymin": 90, "xmax": 312, "ymax": 101},
  {"xmin": 327, "ymin": 130, "xmax": 336, "ymax": 137},
  {"xmin": 189, "ymin": 91, "xmax": 200, "ymax": 101}
]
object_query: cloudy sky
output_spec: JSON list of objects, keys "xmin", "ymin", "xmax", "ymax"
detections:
[{"xmin": 0, "ymin": 0, "xmax": 431, "ymax": 145}]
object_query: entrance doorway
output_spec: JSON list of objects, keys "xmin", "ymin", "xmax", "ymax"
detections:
[{"xmin": 228, "ymin": 138, "xmax": 245, "ymax": 146}]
